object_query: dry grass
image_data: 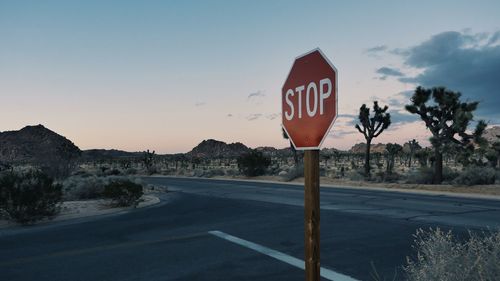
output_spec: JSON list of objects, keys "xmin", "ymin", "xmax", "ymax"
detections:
[{"xmin": 404, "ymin": 228, "xmax": 500, "ymax": 281}]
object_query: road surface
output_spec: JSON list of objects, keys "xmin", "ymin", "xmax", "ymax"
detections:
[{"xmin": 1, "ymin": 177, "xmax": 500, "ymax": 281}]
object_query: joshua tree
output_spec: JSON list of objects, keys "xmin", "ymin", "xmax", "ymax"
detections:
[
  {"xmin": 405, "ymin": 86, "xmax": 487, "ymax": 184},
  {"xmin": 415, "ymin": 148, "xmax": 430, "ymax": 167},
  {"xmin": 385, "ymin": 143, "xmax": 403, "ymax": 174},
  {"xmin": 406, "ymin": 139, "xmax": 421, "ymax": 168},
  {"xmin": 355, "ymin": 101, "xmax": 391, "ymax": 177},
  {"xmin": 143, "ymin": 149, "xmax": 155, "ymax": 173}
]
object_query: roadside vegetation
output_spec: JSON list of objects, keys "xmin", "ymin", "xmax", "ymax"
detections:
[
  {"xmin": 2, "ymin": 86, "xmax": 500, "ymax": 217},
  {"xmin": 53, "ymin": 86, "xmax": 498, "ymax": 193},
  {"xmin": 0, "ymin": 167, "xmax": 146, "ymax": 225},
  {"xmin": 0, "ymin": 170, "xmax": 62, "ymax": 224},
  {"xmin": 404, "ymin": 228, "xmax": 500, "ymax": 281}
]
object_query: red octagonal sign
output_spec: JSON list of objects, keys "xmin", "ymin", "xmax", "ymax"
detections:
[{"xmin": 282, "ymin": 48, "xmax": 338, "ymax": 150}]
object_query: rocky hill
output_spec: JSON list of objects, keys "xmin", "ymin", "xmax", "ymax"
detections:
[
  {"xmin": 0, "ymin": 125, "xmax": 81, "ymax": 164},
  {"xmin": 188, "ymin": 139, "xmax": 250, "ymax": 158},
  {"xmin": 483, "ymin": 126, "xmax": 500, "ymax": 143},
  {"xmin": 81, "ymin": 149, "xmax": 143, "ymax": 161},
  {"xmin": 349, "ymin": 143, "xmax": 386, "ymax": 154}
]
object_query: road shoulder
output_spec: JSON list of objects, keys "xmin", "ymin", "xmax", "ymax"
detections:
[{"xmin": 149, "ymin": 175, "xmax": 500, "ymax": 201}]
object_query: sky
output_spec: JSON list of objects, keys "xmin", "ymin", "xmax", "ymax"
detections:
[{"xmin": 1, "ymin": 0, "xmax": 500, "ymax": 153}]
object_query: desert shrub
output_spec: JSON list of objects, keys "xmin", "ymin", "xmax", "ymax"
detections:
[
  {"xmin": 38, "ymin": 158, "xmax": 78, "ymax": 180},
  {"xmin": 192, "ymin": 169, "xmax": 205, "ymax": 177},
  {"xmin": 62, "ymin": 175, "xmax": 141, "ymax": 201},
  {"xmin": 62, "ymin": 175, "xmax": 108, "ymax": 200},
  {"xmin": 406, "ymin": 167, "xmax": 458, "ymax": 184},
  {"xmin": 453, "ymin": 166, "xmax": 496, "ymax": 186},
  {"xmin": 208, "ymin": 168, "xmax": 225, "ymax": 178},
  {"xmin": 125, "ymin": 168, "xmax": 137, "ymax": 175},
  {"xmin": 404, "ymin": 228, "xmax": 500, "ymax": 281},
  {"xmin": 237, "ymin": 150, "xmax": 271, "ymax": 177},
  {"xmin": 0, "ymin": 170, "xmax": 62, "ymax": 224},
  {"xmin": 70, "ymin": 169, "xmax": 93, "ymax": 178},
  {"xmin": 347, "ymin": 169, "xmax": 365, "ymax": 181},
  {"xmin": 406, "ymin": 167, "xmax": 432, "ymax": 184},
  {"xmin": 105, "ymin": 168, "xmax": 122, "ymax": 176},
  {"xmin": 225, "ymin": 168, "xmax": 240, "ymax": 177},
  {"xmin": 374, "ymin": 171, "xmax": 400, "ymax": 183},
  {"xmin": 281, "ymin": 164, "xmax": 304, "ymax": 182},
  {"xmin": 103, "ymin": 179, "xmax": 143, "ymax": 207}
]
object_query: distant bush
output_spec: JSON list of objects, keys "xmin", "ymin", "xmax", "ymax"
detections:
[
  {"xmin": 208, "ymin": 168, "xmax": 225, "ymax": 178},
  {"xmin": 406, "ymin": 167, "xmax": 433, "ymax": 184},
  {"xmin": 374, "ymin": 171, "xmax": 400, "ymax": 183},
  {"xmin": 347, "ymin": 169, "xmax": 365, "ymax": 181},
  {"xmin": 0, "ymin": 170, "xmax": 62, "ymax": 224},
  {"xmin": 453, "ymin": 166, "xmax": 496, "ymax": 186},
  {"xmin": 237, "ymin": 150, "xmax": 271, "ymax": 177},
  {"xmin": 125, "ymin": 168, "xmax": 137, "ymax": 175},
  {"xmin": 281, "ymin": 163, "xmax": 304, "ymax": 182},
  {"xmin": 62, "ymin": 175, "xmax": 108, "ymax": 200},
  {"xmin": 404, "ymin": 228, "xmax": 500, "ymax": 281},
  {"xmin": 103, "ymin": 179, "xmax": 143, "ymax": 207},
  {"xmin": 225, "ymin": 168, "xmax": 240, "ymax": 177},
  {"xmin": 105, "ymin": 168, "xmax": 122, "ymax": 176},
  {"xmin": 192, "ymin": 169, "xmax": 204, "ymax": 177},
  {"xmin": 70, "ymin": 169, "xmax": 93, "ymax": 178},
  {"xmin": 406, "ymin": 167, "xmax": 458, "ymax": 184},
  {"xmin": 62, "ymin": 175, "xmax": 141, "ymax": 201}
]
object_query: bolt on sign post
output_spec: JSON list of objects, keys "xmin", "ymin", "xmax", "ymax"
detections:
[{"xmin": 281, "ymin": 48, "xmax": 338, "ymax": 281}]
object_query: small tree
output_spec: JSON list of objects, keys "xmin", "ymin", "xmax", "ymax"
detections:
[
  {"xmin": 406, "ymin": 139, "xmax": 421, "ymax": 168},
  {"xmin": 405, "ymin": 86, "xmax": 487, "ymax": 184},
  {"xmin": 385, "ymin": 143, "xmax": 403, "ymax": 174},
  {"xmin": 143, "ymin": 149, "xmax": 156, "ymax": 174},
  {"xmin": 104, "ymin": 180, "xmax": 143, "ymax": 207},
  {"xmin": 355, "ymin": 101, "xmax": 391, "ymax": 177},
  {"xmin": 0, "ymin": 170, "xmax": 62, "ymax": 224},
  {"xmin": 237, "ymin": 150, "xmax": 271, "ymax": 177}
]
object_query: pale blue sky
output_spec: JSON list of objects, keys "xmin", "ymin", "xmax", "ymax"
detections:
[{"xmin": 1, "ymin": 1, "xmax": 499, "ymax": 152}]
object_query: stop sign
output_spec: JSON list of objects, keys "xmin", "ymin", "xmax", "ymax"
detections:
[{"xmin": 282, "ymin": 48, "xmax": 338, "ymax": 150}]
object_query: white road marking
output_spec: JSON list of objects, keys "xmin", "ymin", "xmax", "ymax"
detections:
[{"xmin": 208, "ymin": 230, "xmax": 360, "ymax": 281}]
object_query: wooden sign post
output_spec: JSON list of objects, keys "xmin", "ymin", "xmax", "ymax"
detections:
[
  {"xmin": 304, "ymin": 150, "xmax": 320, "ymax": 280},
  {"xmin": 281, "ymin": 48, "xmax": 338, "ymax": 281}
]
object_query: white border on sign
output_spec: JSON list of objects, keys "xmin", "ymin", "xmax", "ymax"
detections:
[{"xmin": 281, "ymin": 47, "xmax": 339, "ymax": 151}]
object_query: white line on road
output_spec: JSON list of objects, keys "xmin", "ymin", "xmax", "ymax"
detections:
[{"xmin": 208, "ymin": 230, "xmax": 360, "ymax": 281}]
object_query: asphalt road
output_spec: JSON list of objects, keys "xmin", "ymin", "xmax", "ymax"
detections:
[{"xmin": 1, "ymin": 177, "xmax": 500, "ymax": 281}]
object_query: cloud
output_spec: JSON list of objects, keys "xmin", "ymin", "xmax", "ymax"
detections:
[
  {"xmin": 386, "ymin": 90, "xmax": 413, "ymax": 108},
  {"xmin": 388, "ymin": 110, "xmax": 418, "ymax": 125},
  {"xmin": 247, "ymin": 90, "xmax": 266, "ymax": 100},
  {"xmin": 391, "ymin": 30, "xmax": 500, "ymax": 120},
  {"xmin": 328, "ymin": 130, "xmax": 356, "ymax": 138},
  {"xmin": 265, "ymin": 113, "xmax": 280, "ymax": 120},
  {"xmin": 365, "ymin": 45, "xmax": 389, "ymax": 58},
  {"xmin": 338, "ymin": 114, "xmax": 358, "ymax": 127},
  {"xmin": 226, "ymin": 114, "xmax": 233, "ymax": 117},
  {"xmin": 246, "ymin": 113, "xmax": 262, "ymax": 121},
  {"xmin": 365, "ymin": 45, "xmax": 388, "ymax": 55},
  {"xmin": 375, "ymin": 66, "xmax": 404, "ymax": 80},
  {"xmin": 195, "ymin": 101, "xmax": 206, "ymax": 107},
  {"xmin": 376, "ymin": 66, "xmax": 404, "ymax": 77}
]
